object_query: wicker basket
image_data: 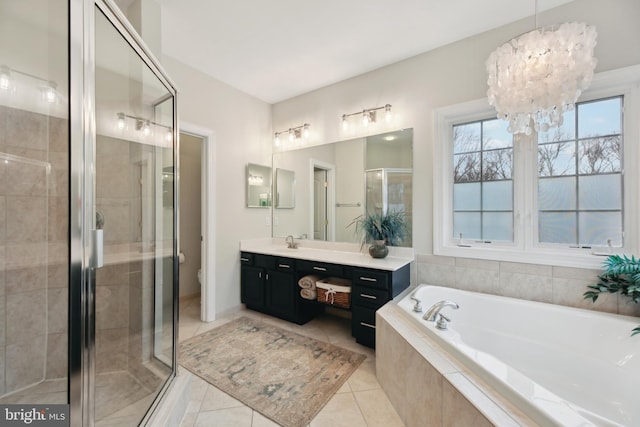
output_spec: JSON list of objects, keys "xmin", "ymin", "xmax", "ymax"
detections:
[{"xmin": 316, "ymin": 277, "xmax": 352, "ymax": 308}]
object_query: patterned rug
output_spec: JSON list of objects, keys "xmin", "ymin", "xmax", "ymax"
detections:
[{"xmin": 178, "ymin": 316, "xmax": 366, "ymax": 427}]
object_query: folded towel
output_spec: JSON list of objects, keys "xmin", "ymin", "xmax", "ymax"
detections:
[
  {"xmin": 300, "ymin": 288, "xmax": 317, "ymax": 300},
  {"xmin": 298, "ymin": 274, "xmax": 321, "ymax": 290}
]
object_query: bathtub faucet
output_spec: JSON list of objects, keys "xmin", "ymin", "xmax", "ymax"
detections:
[
  {"xmin": 422, "ymin": 300, "xmax": 459, "ymax": 322},
  {"xmin": 409, "ymin": 291, "xmax": 423, "ymax": 312}
]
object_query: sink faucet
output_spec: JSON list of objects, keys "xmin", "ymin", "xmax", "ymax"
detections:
[
  {"xmin": 285, "ymin": 235, "xmax": 298, "ymax": 249},
  {"xmin": 422, "ymin": 300, "xmax": 459, "ymax": 322}
]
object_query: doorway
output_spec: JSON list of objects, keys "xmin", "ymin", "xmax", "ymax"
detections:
[
  {"xmin": 179, "ymin": 133, "xmax": 203, "ymax": 301},
  {"xmin": 309, "ymin": 159, "xmax": 335, "ymax": 241}
]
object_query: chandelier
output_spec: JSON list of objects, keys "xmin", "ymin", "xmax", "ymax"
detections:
[{"xmin": 486, "ymin": 22, "xmax": 598, "ymax": 135}]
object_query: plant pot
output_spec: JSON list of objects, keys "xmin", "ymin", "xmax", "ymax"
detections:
[{"xmin": 368, "ymin": 240, "xmax": 389, "ymax": 259}]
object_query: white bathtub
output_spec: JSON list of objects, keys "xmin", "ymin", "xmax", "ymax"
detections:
[{"xmin": 396, "ymin": 285, "xmax": 639, "ymax": 427}]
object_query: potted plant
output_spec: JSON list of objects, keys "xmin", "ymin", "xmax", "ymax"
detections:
[
  {"xmin": 584, "ymin": 254, "xmax": 640, "ymax": 336},
  {"xmin": 350, "ymin": 210, "xmax": 408, "ymax": 258}
]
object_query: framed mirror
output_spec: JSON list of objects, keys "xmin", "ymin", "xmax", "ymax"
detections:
[
  {"xmin": 275, "ymin": 168, "xmax": 295, "ymax": 209},
  {"xmin": 246, "ymin": 163, "xmax": 272, "ymax": 208},
  {"xmin": 272, "ymin": 129, "xmax": 413, "ymax": 246}
]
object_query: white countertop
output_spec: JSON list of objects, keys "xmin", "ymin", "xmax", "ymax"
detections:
[{"xmin": 240, "ymin": 238, "xmax": 414, "ymax": 271}]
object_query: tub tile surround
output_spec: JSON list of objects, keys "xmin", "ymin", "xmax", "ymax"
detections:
[
  {"xmin": 376, "ymin": 305, "xmax": 536, "ymax": 427},
  {"xmin": 417, "ymin": 254, "xmax": 637, "ymax": 317}
]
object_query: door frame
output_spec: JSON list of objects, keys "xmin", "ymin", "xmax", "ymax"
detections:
[
  {"xmin": 180, "ymin": 123, "xmax": 216, "ymax": 322},
  {"xmin": 309, "ymin": 159, "xmax": 335, "ymax": 241}
]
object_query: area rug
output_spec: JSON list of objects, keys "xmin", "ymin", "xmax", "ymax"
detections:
[{"xmin": 178, "ymin": 316, "xmax": 366, "ymax": 427}]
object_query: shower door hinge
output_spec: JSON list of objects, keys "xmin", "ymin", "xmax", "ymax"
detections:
[{"xmin": 93, "ymin": 229, "xmax": 104, "ymax": 268}]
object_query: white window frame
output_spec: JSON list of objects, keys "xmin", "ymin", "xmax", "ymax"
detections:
[{"xmin": 433, "ymin": 65, "xmax": 640, "ymax": 269}]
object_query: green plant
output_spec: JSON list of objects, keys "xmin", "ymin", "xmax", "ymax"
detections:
[
  {"xmin": 350, "ymin": 210, "xmax": 407, "ymax": 247},
  {"xmin": 584, "ymin": 254, "xmax": 640, "ymax": 336}
]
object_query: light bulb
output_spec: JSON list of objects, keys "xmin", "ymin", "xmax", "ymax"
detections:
[
  {"xmin": 288, "ymin": 129, "xmax": 295, "ymax": 142},
  {"xmin": 42, "ymin": 83, "xmax": 58, "ymax": 104},
  {"xmin": 143, "ymin": 121, "xmax": 151, "ymax": 136},
  {"xmin": 0, "ymin": 69, "xmax": 11, "ymax": 91},
  {"xmin": 117, "ymin": 113, "xmax": 125, "ymax": 130},
  {"xmin": 165, "ymin": 129, "xmax": 173, "ymax": 142},
  {"xmin": 384, "ymin": 104, "xmax": 392, "ymax": 123},
  {"xmin": 303, "ymin": 124, "xmax": 310, "ymax": 139},
  {"xmin": 342, "ymin": 115, "xmax": 349, "ymax": 130},
  {"xmin": 362, "ymin": 111, "xmax": 370, "ymax": 127}
]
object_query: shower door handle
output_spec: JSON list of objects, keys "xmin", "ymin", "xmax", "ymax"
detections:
[{"xmin": 93, "ymin": 229, "xmax": 104, "ymax": 268}]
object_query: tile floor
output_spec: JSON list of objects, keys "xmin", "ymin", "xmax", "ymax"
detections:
[{"xmin": 177, "ymin": 297, "xmax": 405, "ymax": 427}]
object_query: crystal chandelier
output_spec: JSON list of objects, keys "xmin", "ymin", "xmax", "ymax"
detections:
[{"xmin": 486, "ymin": 22, "xmax": 598, "ymax": 135}]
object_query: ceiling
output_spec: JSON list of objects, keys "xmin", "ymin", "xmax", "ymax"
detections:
[{"xmin": 143, "ymin": 0, "xmax": 574, "ymax": 104}]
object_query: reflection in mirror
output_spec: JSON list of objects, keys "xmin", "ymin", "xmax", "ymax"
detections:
[
  {"xmin": 272, "ymin": 129, "xmax": 412, "ymax": 246},
  {"xmin": 247, "ymin": 163, "xmax": 272, "ymax": 207},
  {"xmin": 275, "ymin": 168, "xmax": 295, "ymax": 208}
]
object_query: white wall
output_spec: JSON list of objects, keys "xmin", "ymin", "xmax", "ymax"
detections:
[
  {"xmin": 161, "ymin": 56, "xmax": 272, "ymax": 315},
  {"xmin": 273, "ymin": 0, "xmax": 640, "ymax": 257}
]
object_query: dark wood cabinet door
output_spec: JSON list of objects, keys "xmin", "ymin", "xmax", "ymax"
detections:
[
  {"xmin": 267, "ymin": 270, "xmax": 296, "ymax": 317},
  {"xmin": 241, "ymin": 265, "xmax": 265, "ymax": 308}
]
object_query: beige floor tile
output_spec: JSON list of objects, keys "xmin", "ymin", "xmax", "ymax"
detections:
[
  {"xmin": 251, "ymin": 411, "xmax": 281, "ymax": 427},
  {"xmin": 347, "ymin": 359, "xmax": 380, "ymax": 392},
  {"xmin": 179, "ymin": 412, "xmax": 197, "ymax": 427},
  {"xmin": 353, "ymin": 388, "xmax": 404, "ymax": 427},
  {"xmin": 194, "ymin": 407, "xmax": 253, "ymax": 427},
  {"xmin": 336, "ymin": 380, "xmax": 351, "ymax": 394},
  {"xmin": 310, "ymin": 392, "xmax": 368, "ymax": 427},
  {"xmin": 200, "ymin": 385, "xmax": 246, "ymax": 412}
]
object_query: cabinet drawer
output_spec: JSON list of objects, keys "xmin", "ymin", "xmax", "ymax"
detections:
[
  {"xmin": 297, "ymin": 260, "xmax": 344, "ymax": 277},
  {"xmin": 352, "ymin": 305, "xmax": 377, "ymax": 348},
  {"xmin": 240, "ymin": 252, "xmax": 253, "ymax": 265},
  {"xmin": 352, "ymin": 285, "xmax": 389, "ymax": 309},
  {"xmin": 353, "ymin": 268, "xmax": 389, "ymax": 290},
  {"xmin": 275, "ymin": 258, "xmax": 295, "ymax": 273}
]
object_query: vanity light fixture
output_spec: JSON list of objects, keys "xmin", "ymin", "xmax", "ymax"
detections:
[
  {"xmin": 274, "ymin": 123, "xmax": 310, "ymax": 146},
  {"xmin": 0, "ymin": 64, "xmax": 60, "ymax": 102},
  {"xmin": 118, "ymin": 112, "xmax": 173, "ymax": 140},
  {"xmin": 341, "ymin": 104, "xmax": 392, "ymax": 130},
  {"xmin": 486, "ymin": 0, "xmax": 597, "ymax": 135}
]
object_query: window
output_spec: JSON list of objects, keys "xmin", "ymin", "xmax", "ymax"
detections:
[
  {"xmin": 538, "ymin": 97, "xmax": 623, "ymax": 247},
  {"xmin": 453, "ymin": 118, "xmax": 513, "ymax": 242},
  {"xmin": 433, "ymin": 66, "xmax": 640, "ymax": 268}
]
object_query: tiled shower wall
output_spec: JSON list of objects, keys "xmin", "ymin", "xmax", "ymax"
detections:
[
  {"xmin": 0, "ymin": 106, "xmax": 69, "ymax": 395},
  {"xmin": 417, "ymin": 254, "xmax": 640, "ymax": 317}
]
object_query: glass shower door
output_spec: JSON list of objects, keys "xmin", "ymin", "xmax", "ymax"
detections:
[{"xmin": 92, "ymin": 4, "xmax": 176, "ymax": 426}]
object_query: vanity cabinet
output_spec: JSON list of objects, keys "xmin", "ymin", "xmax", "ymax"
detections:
[
  {"xmin": 351, "ymin": 266, "xmax": 410, "ymax": 347},
  {"xmin": 240, "ymin": 252, "xmax": 319, "ymax": 324},
  {"xmin": 240, "ymin": 250, "xmax": 411, "ymax": 348}
]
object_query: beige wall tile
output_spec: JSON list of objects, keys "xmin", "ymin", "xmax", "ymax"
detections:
[
  {"xmin": 418, "ymin": 262, "xmax": 455, "ymax": 287},
  {"xmin": 5, "ymin": 265, "xmax": 46, "ymax": 294},
  {"xmin": 6, "ymin": 290, "xmax": 46, "ymax": 345},
  {"xmin": 96, "ymin": 262, "xmax": 130, "ymax": 287},
  {"xmin": 96, "ymin": 327, "xmax": 128, "ymax": 373},
  {"xmin": 442, "ymin": 378, "xmax": 492, "ymax": 427},
  {"xmin": 375, "ymin": 316, "xmax": 407, "ymax": 422},
  {"xmin": 500, "ymin": 261, "xmax": 552, "ymax": 276},
  {"xmin": 47, "ymin": 287, "xmax": 68, "ymax": 334},
  {"xmin": 96, "ymin": 285, "xmax": 130, "ymax": 330},
  {"xmin": 552, "ymin": 266, "xmax": 602, "ymax": 281},
  {"xmin": 455, "ymin": 258, "xmax": 499, "ymax": 271},
  {"xmin": 5, "ymin": 242, "xmax": 46, "ymax": 269},
  {"xmin": 553, "ymin": 277, "xmax": 618, "ymax": 313},
  {"xmin": 4, "ymin": 161, "xmax": 47, "ymax": 197},
  {"xmin": 455, "ymin": 267, "xmax": 499, "ymax": 294},
  {"xmin": 5, "ymin": 196, "xmax": 46, "ymax": 242},
  {"xmin": 46, "ymin": 332, "xmax": 67, "ymax": 380},
  {"xmin": 618, "ymin": 296, "xmax": 640, "ymax": 317},
  {"xmin": 5, "ymin": 108, "xmax": 47, "ymax": 150},
  {"xmin": 498, "ymin": 273, "xmax": 553, "ymax": 303},
  {"xmin": 48, "ymin": 117, "xmax": 68, "ymax": 153},
  {"xmin": 6, "ymin": 340, "xmax": 46, "ymax": 392},
  {"xmin": 405, "ymin": 345, "xmax": 442, "ymax": 427}
]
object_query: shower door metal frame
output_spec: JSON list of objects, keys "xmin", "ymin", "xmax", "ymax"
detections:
[{"xmin": 69, "ymin": 1, "xmax": 179, "ymax": 426}]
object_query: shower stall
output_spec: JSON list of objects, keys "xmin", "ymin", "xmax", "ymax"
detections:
[{"xmin": 0, "ymin": 1, "xmax": 178, "ymax": 426}]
